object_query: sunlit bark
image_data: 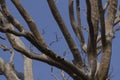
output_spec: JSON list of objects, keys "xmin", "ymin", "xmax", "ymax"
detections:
[{"xmin": 0, "ymin": 0, "xmax": 119, "ymax": 80}]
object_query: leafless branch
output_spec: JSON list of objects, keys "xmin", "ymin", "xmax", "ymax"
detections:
[
  {"xmin": 0, "ymin": 44, "xmax": 14, "ymax": 63},
  {"xmin": 69, "ymin": 0, "xmax": 87, "ymax": 53},
  {"xmin": 49, "ymin": 32, "xmax": 62, "ymax": 46},
  {"xmin": 86, "ymin": 0, "xmax": 99, "ymax": 78},
  {"xmin": 11, "ymin": 0, "xmax": 47, "ymax": 47},
  {"xmin": 0, "ymin": 11, "xmax": 89, "ymax": 79},
  {"xmin": 51, "ymin": 67, "xmax": 59, "ymax": 80},
  {"xmin": 103, "ymin": 0, "xmax": 109, "ymax": 12},
  {"xmin": 98, "ymin": 0, "xmax": 106, "ymax": 47},
  {"xmin": 0, "ymin": 26, "xmax": 26, "ymax": 37},
  {"xmin": 98, "ymin": 0, "xmax": 118, "ymax": 80},
  {"xmin": 47, "ymin": 0, "xmax": 83, "ymax": 69},
  {"xmin": 114, "ymin": 26, "xmax": 120, "ymax": 32},
  {"xmin": 61, "ymin": 70, "xmax": 68, "ymax": 80},
  {"xmin": 0, "ymin": 0, "xmax": 117, "ymax": 80},
  {"xmin": 0, "ymin": 35, "xmax": 5, "ymax": 40},
  {"xmin": 0, "ymin": 58, "xmax": 19, "ymax": 80},
  {"xmin": 114, "ymin": 9, "xmax": 120, "ymax": 26},
  {"xmin": 0, "ymin": 2, "xmax": 25, "ymax": 32},
  {"xmin": 76, "ymin": 0, "xmax": 87, "ymax": 53}
]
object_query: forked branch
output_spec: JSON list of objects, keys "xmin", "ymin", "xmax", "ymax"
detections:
[
  {"xmin": 11, "ymin": 0, "xmax": 47, "ymax": 47},
  {"xmin": 47, "ymin": 0, "xmax": 83, "ymax": 68},
  {"xmin": 69, "ymin": 0, "xmax": 87, "ymax": 53},
  {"xmin": 98, "ymin": 0, "xmax": 118, "ymax": 80}
]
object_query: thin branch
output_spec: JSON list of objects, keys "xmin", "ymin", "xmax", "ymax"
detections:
[
  {"xmin": 9, "ymin": 49, "xmax": 14, "ymax": 63},
  {"xmin": 11, "ymin": 0, "xmax": 47, "ymax": 47},
  {"xmin": 114, "ymin": 26, "xmax": 120, "ymax": 32},
  {"xmin": 98, "ymin": 0, "xmax": 106, "ymax": 47},
  {"xmin": 16, "ymin": 71, "xmax": 24, "ymax": 80},
  {"xmin": 103, "ymin": 0, "xmax": 110, "ymax": 12},
  {"xmin": 86, "ymin": 0, "xmax": 96, "ymax": 55},
  {"xmin": 114, "ymin": 11, "xmax": 120, "ymax": 26},
  {"xmin": 69, "ymin": 0, "xmax": 79, "ymax": 36},
  {"xmin": 61, "ymin": 70, "xmax": 67, "ymax": 80},
  {"xmin": 76, "ymin": 0, "xmax": 87, "ymax": 53},
  {"xmin": 49, "ymin": 32, "xmax": 62, "ymax": 46},
  {"xmin": 114, "ymin": 17, "xmax": 120, "ymax": 26},
  {"xmin": 0, "ymin": 1, "xmax": 25, "ymax": 32},
  {"xmin": 47, "ymin": 0, "xmax": 83, "ymax": 68},
  {"xmin": 69, "ymin": 0, "xmax": 87, "ymax": 53},
  {"xmin": 96, "ymin": 41, "xmax": 102, "ymax": 55},
  {"xmin": 0, "ymin": 58, "xmax": 19, "ymax": 80},
  {"xmin": 98, "ymin": 0, "xmax": 118, "ymax": 80},
  {"xmin": 0, "ymin": 26, "xmax": 26, "ymax": 37},
  {"xmin": 0, "ymin": 44, "xmax": 14, "ymax": 63},
  {"xmin": 86, "ymin": 0, "xmax": 98, "ymax": 78},
  {"xmin": 51, "ymin": 67, "xmax": 59, "ymax": 80},
  {"xmin": 0, "ymin": 35, "xmax": 5, "ymax": 40}
]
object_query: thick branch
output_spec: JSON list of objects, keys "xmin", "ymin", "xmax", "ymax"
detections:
[
  {"xmin": 25, "ymin": 32, "xmax": 89, "ymax": 80},
  {"xmin": 98, "ymin": 0, "xmax": 118, "ymax": 80}
]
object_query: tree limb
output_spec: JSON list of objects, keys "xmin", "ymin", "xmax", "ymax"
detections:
[
  {"xmin": 0, "ymin": 10, "xmax": 89, "ymax": 80},
  {"xmin": 98, "ymin": 0, "xmax": 118, "ymax": 80},
  {"xmin": 69, "ymin": 0, "xmax": 87, "ymax": 53},
  {"xmin": 76, "ymin": 0, "xmax": 87, "ymax": 53},
  {"xmin": 47, "ymin": 0, "xmax": 83, "ymax": 69},
  {"xmin": 103, "ymin": 0, "xmax": 109, "ymax": 13},
  {"xmin": 0, "ymin": 2, "xmax": 25, "ymax": 32},
  {"xmin": 86, "ymin": 0, "xmax": 99, "ymax": 78},
  {"xmin": 0, "ymin": 58, "xmax": 19, "ymax": 80},
  {"xmin": 11, "ymin": 0, "xmax": 47, "ymax": 47},
  {"xmin": 98, "ymin": 0, "xmax": 106, "ymax": 47}
]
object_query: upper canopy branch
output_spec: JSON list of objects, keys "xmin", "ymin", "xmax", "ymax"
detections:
[
  {"xmin": 98, "ymin": 0, "xmax": 118, "ymax": 80},
  {"xmin": 11, "ymin": 0, "xmax": 47, "ymax": 47},
  {"xmin": 0, "ymin": 9, "xmax": 89, "ymax": 80},
  {"xmin": 69, "ymin": 0, "xmax": 87, "ymax": 53},
  {"xmin": 47, "ymin": 0, "xmax": 83, "ymax": 68},
  {"xmin": 98, "ymin": 0, "xmax": 106, "ymax": 48},
  {"xmin": 86, "ymin": 0, "xmax": 99, "ymax": 78}
]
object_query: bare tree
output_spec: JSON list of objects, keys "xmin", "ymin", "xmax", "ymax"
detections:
[{"xmin": 0, "ymin": 0, "xmax": 119, "ymax": 80}]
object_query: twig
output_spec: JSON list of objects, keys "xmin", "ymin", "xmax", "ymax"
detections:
[
  {"xmin": 49, "ymin": 32, "xmax": 62, "ymax": 46},
  {"xmin": 0, "ymin": 44, "xmax": 14, "ymax": 63},
  {"xmin": 103, "ymin": 0, "xmax": 109, "ymax": 12},
  {"xmin": 0, "ymin": 35, "xmax": 5, "ymax": 40},
  {"xmin": 61, "ymin": 70, "xmax": 67, "ymax": 80},
  {"xmin": 51, "ymin": 67, "xmax": 59, "ymax": 80}
]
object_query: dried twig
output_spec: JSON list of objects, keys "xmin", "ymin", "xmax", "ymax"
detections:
[
  {"xmin": 0, "ymin": 44, "xmax": 14, "ymax": 63},
  {"xmin": 0, "ymin": 35, "xmax": 5, "ymax": 40},
  {"xmin": 51, "ymin": 67, "xmax": 59, "ymax": 80},
  {"xmin": 49, "ymin": 32, "xmax": 62, "ymax": 46}
]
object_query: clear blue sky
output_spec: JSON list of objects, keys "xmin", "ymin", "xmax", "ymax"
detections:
[{"xmin": 0, "ymin": 0, "xmax": 120, "ymax": 80}]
